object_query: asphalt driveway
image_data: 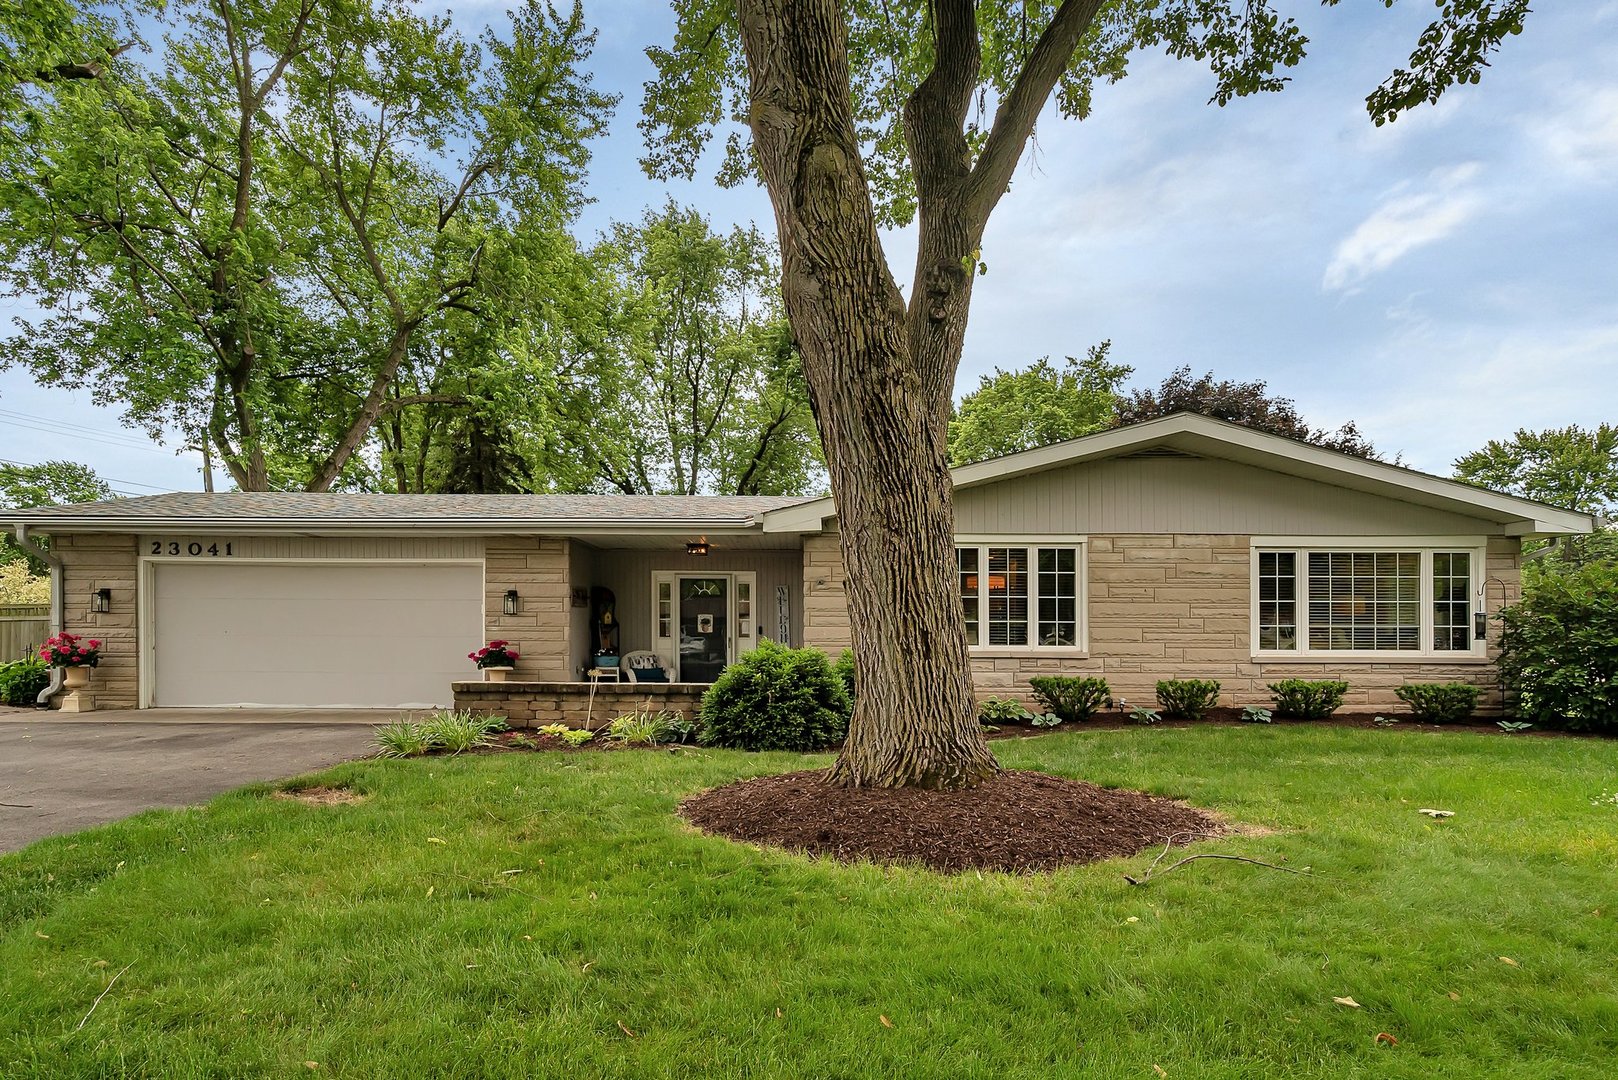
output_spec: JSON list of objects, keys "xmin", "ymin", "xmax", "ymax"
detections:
[{"xmin": 0, "ymin": 713, "xmax": 386, "ymax": 853}]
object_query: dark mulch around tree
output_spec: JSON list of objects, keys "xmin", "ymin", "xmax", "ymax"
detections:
[{"xmin": 680, "ymin": 768, "xmax": 1224, "ymax": 873}]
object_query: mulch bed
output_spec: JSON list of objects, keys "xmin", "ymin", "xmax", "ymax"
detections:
[
  {"xmin": 992, "ymin": 708, "xmax": 1592, "ymax": 737},
  {"xmin": 680, "ymin": 768, "xmax": 1223, "ymax": 874}
]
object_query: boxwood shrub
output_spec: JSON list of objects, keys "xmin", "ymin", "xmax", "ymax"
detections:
[
  {"xmin": 1267, "ymin": 679, "xmax": 1349, "ymax": 720},
  {"xmin": 1028, "ymin": 675, "xmax": 1110, "ymax": 723},
  {"xmin": 0, "ymin": 658, "xmax": 48, "ymax": 707},
  {"xmin": 699, "ymin": 639, "xmax": 851, "ymax": 752},
  {"xmin": 1155, "ymin": 679, "xmax": 1220, "ymax": 720},
  {"xmin": 1499, "ymin": 560, "xmax": 1618, "ymax": 731},
  {"xmin": 1395, "ymin": 682, "xmax": 1481, "ymax": 724}
]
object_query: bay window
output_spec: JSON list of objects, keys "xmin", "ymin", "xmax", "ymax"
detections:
[
  {"xmin": 956, "ymin": 539, "xmax": 1085, "ymax": 651},
  {"xmin": 1252, "ymin": 540, "xmax": 1484, "ymax": 657}
]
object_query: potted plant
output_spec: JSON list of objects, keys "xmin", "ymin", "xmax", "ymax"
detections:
[
  {"xmin": 469, "ymin": 640, "xmax": 520, "ymax": 681},
  {"xmin": 41, "ymin": 632, "xmax": 101, "ymax": 689}
]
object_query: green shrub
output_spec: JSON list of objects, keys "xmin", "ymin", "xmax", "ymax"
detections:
[
  {"xmin": 699, "ymin": 638, "xmax": 850, "ymax": 751},
  {"xmin": 1155, "ymin": 679, "xmax": 1220, "ymax": 720},
  {"xmin": 537, "ymin": 723, "xmax": 572, "ymax": 737},
  {"xmin": 1268, "ymin": 679, "xmax": 1349, "ymax": 719},
  {"xmin": 560, "ymin": 728, "xmax": 594, "ymax": 746},
  {"xmin": 978, "ymin": 696, "xmax": 1034, "ymax": 724},
  {"xmin": 1130, "ymin": 706, "xmax": 1162, "ymax": 726},
  {"xmin": 1395, "ymin": 682, "xmax": 1480, "ymax": 724},
  {"xmin": 833, "ymin": 649, "xmax": 857, "ymax": 709},
  {"xmin": 1240, "ymin": 705, "xmax": 1272, "ymax": 724},
  {"xmin": 1028, "ymin": 675, "xmax": 1110, "ymax": 723},
  {"xmin": 0, "ymin": 658, "xmax": 48, "ymax": 707},
  {"xmin": 1499, "ymin": 561, "xmax": 1618, "ymax": 731},
  {"xmin": 419, "ymin": 710, "xmax": 506, "ymax": 754},
  {"xmin": 373, "ymin": 720, "xmax": 433, "ymax": 758},
  {"xmin": 607, "ymin": 709, "xmax": 674, "ymax": 746}
]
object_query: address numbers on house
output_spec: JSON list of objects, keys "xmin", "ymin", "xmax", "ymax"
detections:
[{"xmin": 150, "ymin": 541, "xmax": 235, "ymax": 557}]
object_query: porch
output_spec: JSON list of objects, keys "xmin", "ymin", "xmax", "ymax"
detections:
[{"xmin": 490, "ymin": 536, "xmax": 805, "ymax": 685}]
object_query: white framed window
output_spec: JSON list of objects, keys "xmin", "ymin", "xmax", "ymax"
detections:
[
  {"xmin": 955, "ymin": 536, "xmax": 1087, "ymax": 653},
  {"xmin": 1250, "ymin": 537, "xmax": 1487, "ymax": 659}
]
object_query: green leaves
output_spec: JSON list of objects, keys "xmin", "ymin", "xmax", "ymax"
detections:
[{"xmin": 947, "ymin": 342, "xmax": 1128, "ymax": 465}]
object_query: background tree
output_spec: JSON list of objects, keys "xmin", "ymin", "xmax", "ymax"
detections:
[
  {"xmin": 1117, "ymin": 365, "xmax": 1379, "ymax": 457},
  {"xmin": 948, "ymin": 342, "xmax": 1129, "ymax": 464},
  {"xmin": 0, "ymin": 460, "xmax": 115, "ymax": 577},
  {"xmin": 544, "ymin": 203, "xmax": 822, "ymax": 495},
  {"xmin": 645, "ymin": 0, "xmax": 1530, "ymax": 787},
  {"xmin": 0, "ymin": 0, "xmax": 610, "ymax": 491},
  {"xmin": 1455, "ymin": 424, "xmax": 1618, "ymax": 575}
]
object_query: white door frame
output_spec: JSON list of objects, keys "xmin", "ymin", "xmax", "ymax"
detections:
[
  {"xmin": 138, "ymin": 556, "xmax": 487, "ymax": 709},
  {"xmin": 650, "ymin": 570, "xmax": 758, "ymax": 681}
]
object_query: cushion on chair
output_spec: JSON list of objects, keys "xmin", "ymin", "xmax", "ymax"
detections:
[{"xmin": 634, "ymin": 666, "xmax": 669, "ymax": 683}]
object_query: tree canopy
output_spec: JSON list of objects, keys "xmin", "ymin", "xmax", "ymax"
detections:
[{"xmin": 947, "ymin": 342, "xmax": 1128, "ymax": 464}]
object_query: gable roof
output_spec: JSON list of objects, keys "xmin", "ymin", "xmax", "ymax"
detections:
[
  {"xmin": 9, "ymin": 492, "xmax": 809, "ymax": 532},
  {"xmin": 759, "ymin": 413, "xmax": 1595, "ymax": 537}
]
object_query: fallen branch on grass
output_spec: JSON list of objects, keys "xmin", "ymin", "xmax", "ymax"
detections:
[
  {"xmin": 1124, "ymin": 833, "xmax": 1313, "ymax": 886},
  {"xmin": 75, "ymin": 962, "xmax": 133, "ymax": 1031}
]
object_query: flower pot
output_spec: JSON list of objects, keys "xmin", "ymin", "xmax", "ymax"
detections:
[
  {"xmin": 485, "ymin": 666, "xmax": 513, "ymax": 682},
  {"xmin": 62, "ymin": 665, "xmax": 91, "ymax": 689}
]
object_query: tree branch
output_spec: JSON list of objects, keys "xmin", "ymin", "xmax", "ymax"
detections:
[{"xmin": 965, "ymin": 0, "xmax": 1105, "ymax": 226}]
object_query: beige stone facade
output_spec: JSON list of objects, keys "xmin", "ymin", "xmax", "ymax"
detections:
[
  {"xmin": 795, "ymin": 529, "xmax": 1521, "ymax": 712},
  {"xmin": 51, "ymin": 534, "xmax": 139, "ymax": 709}
]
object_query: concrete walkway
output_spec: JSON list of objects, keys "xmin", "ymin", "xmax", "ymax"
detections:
[{"xmin": 0, "ymin": 712, "xmax": 389, "ymax": 853}]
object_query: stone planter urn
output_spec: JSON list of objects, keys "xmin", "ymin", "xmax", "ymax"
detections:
[
  {"xmin": 485, "ymin": 666, "xmax": 514, "ymax": 683},
  {"xmin": 62, "ymin": 665, "xmax": 91, "ymax": 690}
]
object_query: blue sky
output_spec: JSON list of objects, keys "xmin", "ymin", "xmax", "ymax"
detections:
[{"xmin": 2, "ymin": 0, "xmax": 1615, "ymax": 493}]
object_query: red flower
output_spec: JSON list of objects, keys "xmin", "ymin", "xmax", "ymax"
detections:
[
  {"xmin": 86, "ymin": 640, "xmax": 101, "ymax": 649},
  {"xmin": 506, "ymin": 651, "xmax": 519, "ymax": 661},
  {"xmin": 477, "ymin": 647, "xmax": 489, "ymax": 657}
]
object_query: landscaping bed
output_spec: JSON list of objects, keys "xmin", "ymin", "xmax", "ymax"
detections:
[
  {"xmin": 985, "ymin": 708, "xmax": 1595, "ymax": 737},
  {"xmin": 681, "ymin": 768, "xmax": 1223, "ymax": 872}
]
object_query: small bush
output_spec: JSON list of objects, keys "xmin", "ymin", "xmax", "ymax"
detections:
[
  {"xmin": 699, "ymin": 638, "xmax": 850, "ymax": 752},
  {"xmin": 419, "ymin": 710, "xmax": 507, "ymax": 754},
  {"xmin": 1240, "ymin": 705, "xmax": 1272, "ymax": 724},
  {"xmin": 560, "ymin": 728, "xmax": 594, "ymax": 746},
  {"xmin": 537, "ymin": 723, "xmax": 572, "ymax": 737},
  {"xmin": 1130, "ymin": 706, "xmax": 1162, "ymax": 726},
  {"xmin": 1395, "ymin": 682, "xmax": 1481, "ymax": 724},
  {"xmin": 1155, "ymin": 679, "xmax": 1220, "ymax": 720},
  {"xmin": 374, "ymin": 720, "xmax": 433, "ymax": 758},
  {"xmin": 978, "ymin": 696, "xmax": 1034, "ymax": 724},
  {"xmin": 1029, "ymin": 711, "xmax": 1065, "ymax": 728},
  {"xmin": 1028, "ymin": 675, "xmax": 1110, "ymax": 723},
  {"xmin": 607, "ymin": 709, "xmax": 674, "ymax": 746},
  {"xmin": 1499, "ymin": 561, "xmax": 1618, "ymax": 731},
  {"xmin": 1268, "ymin": 679, "xmax": 1349, "ymax": 719},
  {"xmin": 0, "ymin": 658, "xmax": 49, "ymax": 707}
]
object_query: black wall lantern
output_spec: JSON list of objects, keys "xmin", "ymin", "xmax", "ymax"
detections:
[
  {"xmin": 685, "ymin": 537, "xmax": 710, "ymax": 556},
  {"xmin": 91, "ymin": 587, "xmax": 112, "ymax": 614},
  {"xmin": 503, "ymin": 589, "xmax": 520, "ymax": 616}
]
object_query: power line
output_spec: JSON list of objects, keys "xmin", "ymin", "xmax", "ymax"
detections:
[
  {"xmin": 0, "ymin": 416, "xmax": 182, "ymax": 457},
  {"xmin": 0, "ymin": 407, "xmax": 171, "ymax": 450},
  {"xmin": 0, "ymin": 457, "xmax": 173, "ymax": 493}
]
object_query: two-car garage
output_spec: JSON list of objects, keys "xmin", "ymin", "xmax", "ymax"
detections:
[{"xmin": 147, "ymin": 561, "xmax": 484, "ymax": 708}]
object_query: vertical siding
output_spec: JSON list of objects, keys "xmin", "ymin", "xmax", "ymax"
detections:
[
  {"xmin": 587, "ymin": 548, "xmax": 804, "ymax": 657},
  {"xmin": 136, "ymin": 535, "xmax": 484, "ymax": 560},
  {"xmin": 954, "ymin": 458, "xmax": 1500, "ymax": 535}
]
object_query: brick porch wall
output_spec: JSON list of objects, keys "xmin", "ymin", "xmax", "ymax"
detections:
[{"xmin": 453, "ymin": 680, "xmax": 707, "ymax": 728}]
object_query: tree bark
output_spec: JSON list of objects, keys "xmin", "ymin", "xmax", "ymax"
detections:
[{"xmin": 735, "ymin": 0, "xmax": 998, "ymax": 789}]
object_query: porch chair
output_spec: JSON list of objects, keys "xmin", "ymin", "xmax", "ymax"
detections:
[{"xmin": 621, "ymin": 650, "xmax": 672, "ymax": 683}]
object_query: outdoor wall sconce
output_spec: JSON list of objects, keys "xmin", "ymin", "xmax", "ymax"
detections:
[
  {"xmin": 91, "ymin": 588, "xmax": 112, "ymax": 614},
  {"xmin": 686, "ymin": 537, "xmax": 710, "ymax": 556},
  {"xmin": 503, "ymin": 589, "xmax": 520, "ymax": 616}
]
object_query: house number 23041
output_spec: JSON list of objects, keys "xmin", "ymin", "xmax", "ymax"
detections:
[{"xmin": 151, "ymin": 541, "xmax": 234, "ymax": 556}]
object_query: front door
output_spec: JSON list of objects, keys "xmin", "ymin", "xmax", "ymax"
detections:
[{"xmin": 652, "ymin": 571, "xmax": 756, "ymax": 682}]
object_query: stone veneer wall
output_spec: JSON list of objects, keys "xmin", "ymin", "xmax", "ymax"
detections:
[
  {"xmin": 51, "ymin": 533, "xmax": 140, "ymax": 709},
  {"xmin": 483, "ymin": 536, "xmax": 575, "ymax": 681},
  {"xmin": 800, "ymin": 531, "xmax": 1522, "ymax": 712},
  {"xmin": 453, "ymin": 680, "xmax": 706, "ymax": 728}
]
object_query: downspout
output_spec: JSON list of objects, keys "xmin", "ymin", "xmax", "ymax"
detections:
[{"xmin": 12, "ymin": 524, "xmax": 63, "ymax": 707}]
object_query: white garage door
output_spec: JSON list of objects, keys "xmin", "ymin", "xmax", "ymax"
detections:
[{"xmin": 151, "ymin": 562, "xmax": 484, "ymax": 708}]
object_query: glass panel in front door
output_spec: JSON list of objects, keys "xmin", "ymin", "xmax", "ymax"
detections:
[{"xmin": 679, "ymin": 577, "xmax": 729, "ymax": 682}]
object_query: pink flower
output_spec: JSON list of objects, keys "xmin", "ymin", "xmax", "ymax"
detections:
[
  {"xmin": 86, "ymin": 640, "xmax": 101, "ymax": 649},
  {"xmin": 489, "ymin": 640, "xmax": 508, "ymax": 648},
  {"xmin": 506, "ymin": 651, "xmax": 519, "ymax": 660},
  {"xmin": 477, "ymin": 648, "xmax": 489, "ymax": 658}
]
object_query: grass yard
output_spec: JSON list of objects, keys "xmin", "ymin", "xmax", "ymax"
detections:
[{"xmin": 3, "ymin": 727, "xmax": 1616, "ymax": 1079}]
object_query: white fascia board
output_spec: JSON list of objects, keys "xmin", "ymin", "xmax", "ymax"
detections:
[{"xmin": 12, "ymin": 517, "xmax": 770, "ymax": 534}]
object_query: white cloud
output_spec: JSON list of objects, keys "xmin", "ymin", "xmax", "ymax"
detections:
[
  {"xmin": 1322, "ymin": 163, "xmax": 1486, "ymax": 292},
  {"xmin": 1536, "ymin": 84, "xmax": 1618, "ymax": 178}
]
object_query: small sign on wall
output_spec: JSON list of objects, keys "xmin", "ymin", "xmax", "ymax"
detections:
[
  {"xmin": 697, "ymin": 613, "xmax": 715, "ymax": 634},
  {"xmin": 776, "ymin": 585, "xmax": 790, "ymax": 646}
]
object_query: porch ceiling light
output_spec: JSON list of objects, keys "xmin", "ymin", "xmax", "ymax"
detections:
[
  {"xmin": 92, "ymin": 587, "xmax": 112, "ymax": 614},
  {"xmin": 503, "ymin": 589, "xmax": 520, "ymax": 616},
  {"xmin": 686, "ymin": 537, "xmax": 710, "ymax": 556}
]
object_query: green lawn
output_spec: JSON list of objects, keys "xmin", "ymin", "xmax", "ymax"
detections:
[{"xmin": 3, "ymin": 727, "xmax": 1616, "ymax": 1079}]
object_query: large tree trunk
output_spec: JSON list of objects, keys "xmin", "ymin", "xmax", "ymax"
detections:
[{"xmin": 736, "ymin": 0, "xmax": 998, "ymax": 788}]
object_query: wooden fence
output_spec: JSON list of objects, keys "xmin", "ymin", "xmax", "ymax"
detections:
[{"xmin": 0, "ymin": 605, "xmax": 49, "ymax": 662}]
